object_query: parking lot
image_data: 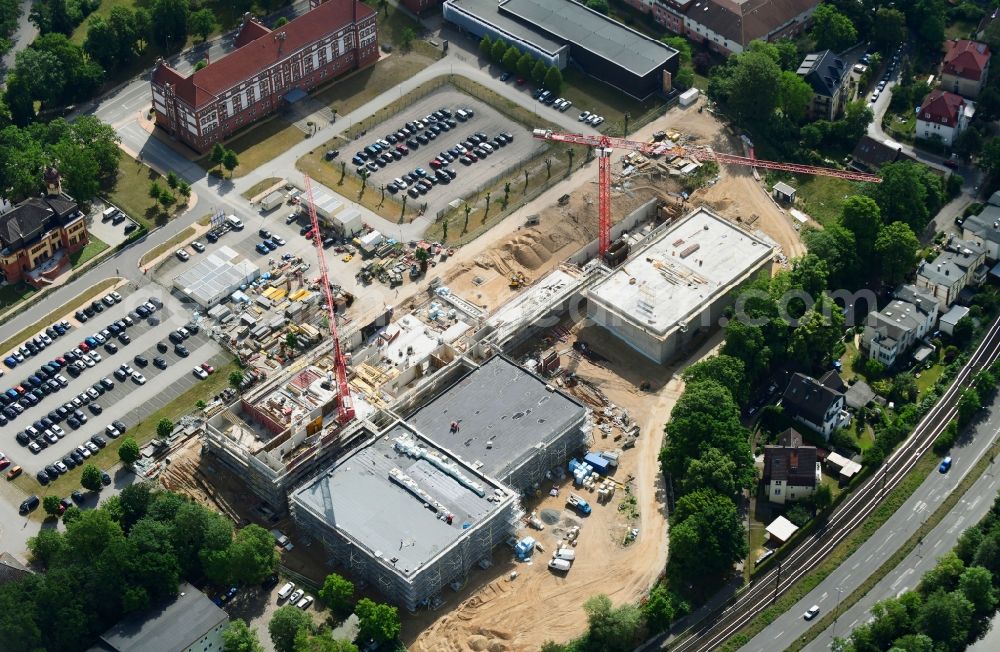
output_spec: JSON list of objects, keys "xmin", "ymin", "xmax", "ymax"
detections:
[
  {"xmin": 1, "ymin": 285, "xmax": 226, "ymax": 479},
  {"xmin": 340, "ymin": 88, "xmax": 545, "ymax": 218}
]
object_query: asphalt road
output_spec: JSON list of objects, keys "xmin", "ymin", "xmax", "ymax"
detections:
[
  {"xmin": 741, "ymin": 395, "xmax": 1000, "ymax": 650},
  {"xmin": 801, "ymin": 442, "xmax": 1000, "ymax": 649},
  {"xmin": 0, "ymin": 0, "xmax": 38, "ymax": 73}
]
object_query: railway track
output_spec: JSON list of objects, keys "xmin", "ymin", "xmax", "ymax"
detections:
[{"xmin": 666, "ymin": 316, "xmax": 1000, "ymax": 652}]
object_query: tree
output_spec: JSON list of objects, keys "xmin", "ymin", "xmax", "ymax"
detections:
[
  {"xmin": 156, "ymin": 418, "xmax": 174, "ymax": 439},
  {"xmin": 62, "ymin": 506, "xmax": 83, "ymax": 525},
  {"xmin": 868, "ymin": 162, "xmax": 940, "ymax": 232},
  {"xmin": 318, "ymin": 573, "xmax": 354, "ymax": 618},
  {"xmin": 814, "ymin": 482, "xmax": 833, "ymax": 511},
  {"xmin": 178, "ymin": 181, "xmax": 191, "ymax": 197},
  {"xmin": 980, "ymin": 137, "xmax": 1000, "ymax": 181},
  {"xmin": 158, "ymin": 193, "xmax": 177, "ymax": 211},
  {"xmin": 64, "ymin": 508, "xmax": 124, "ymax": 559},
  {"xmin": 5, "ymin": 74, "xmax": 36, "ymax": 125},
  {"xmin": 13, "ymin": 48, "xmax": 65, "ymax": 108},
  {"xmin": 959, "ymin": 565, "xmax": 996, "ymax": 616},
  {"xmin": 189, "ymin": 8, "xmax": 215, "ymax": 41},
  {"xmin": 711, "ymin": 51, "xmax": 781, "ymax": 125},
  {"xmin": 355, "ymin": 599, "xmax": 401, "ymax": 646},
  {"xmin": 150, "ymin": 0, "xmax": 188, "ymax": 48},
  {"xmin": 840, "ymin": 195, "xmax": 882, "ymax": 267},
  {"xmin": 952, "ymin": 316, "xmax": 975, "ymax": 348},
  {"xmin": 400, "ymin": 27, "xmax": 415, "ymax": 51},
  {"xmin": 531, "ymin": 59, "xmax": 547, "ymax": 85},
  {"xmin": 226, "ymin": 524, "xmax": 277, "ymax": 584},
  {"xmin": 682, "ymin": 447, "xmax": 744, "ymax": 498},
  {"xmin": 229, "ymin": 369, "xmax": 244, "ymax": 392},
  {"xmin": 812, "ymin": 4, "xmax": 857, "ymax": 52},
  {"xmin": 81, "ymin": 463, "xmax": 103, "ymax": 491},
  {"xmin": 223, "ymin": 619, "xmax": 264, "ymax": 652},
  {"xmin": 210, "ymin": 143, "xmax": 226, "ymax": 169},
  {"xmin": 585, "ymin": 0, "xmax": 609, "ymax": 14},
  {"xmin": 490, "ymin": 38, "xmax": 507, "ymax": 65},
  {"xmin": 544, "ymin": 65, "xmax": 563, "ymax": 93},
  {"xmin": 28, "ymin": 528, "xmax": 65, "ymax": 567},
  {"xmin": 414, "ymin": 246, "xmax": 430, "ymax": 272},
  {"xmin": 119, "ymin": 482, "xmax": 153, "ymax": 532},
  {"xmin": 916, "ymin": 589, "xmax": 974, "ymax": 651},
  {"xmin": 502, "ymin": 46, "xmax": 519, "ymax": 72},
  {"xmin": 274, "ymin": 16, "xmax": 288, "ymax": 28},
  {"xmin": 293, "ymin": 628, "xmax": 358, "ymax": 652},
  {"xmin": 789, "ymin": 253, "xmax": 830, "ymax": 297},
  {"xmin": 222, "ymin": 149, "xmax": 239, "ymax": 177},
  {"xmin": 669, "ymin": 490, "xmax": 747, "ymax": 589},
  {"xmin": 167, "ymin": 171, "xmax": 179, "ymax": 190},
  {"xmin": 118, "ymin": 437, "xmax": 140, "ymax": 467},
  {"xmin": 788, "ymin": 301, "xmax": 844, "ymax": 371},
  {"xmin": 269, "ymin": 605, "xmax": 313, "ymax": 652},
  {"xmin": 872, "ymin": 8, "xmax": 906, "ymax": 53},
  {"xmin": 662, "ymin": 36, "xmax": 692, "ymax": 64},
  {"xmin": 643, "ymin": 584, "xmax": 684, "ymax": 635},
  {"xmin": 802, "ymin": 225, "xmax": 859, "ymax": 289},
  {"xmin": 149, "ymin": 181, "xmax": 163, "ymax": 200},
  {"xmin": 874, "ymin": 221, "xmax": 918, "ymax": 285},
  {"xmin": 578, "ymin": 594, "xmax": 644, "ymax": 652},
  {"xmin": 958, "ymin": 387, "xmax": 981, "ymax": 427},
  {"xmin": 682, "ymin": 355, "xmax": 747, "ymax": 405},
  {"xmin": 43, "ymin": 495, "xmax": 62, "ymax": 517},
  {"xmin": 777, "ymin": 70, "xmax": 812, "ymax": 122},
  {"xmin": 517, "ymin": 52, "xmax": 534, "ymax": 78},
  {"xmin": 479, "ymin": 34, "xmax": 492, "ymax": 58}
]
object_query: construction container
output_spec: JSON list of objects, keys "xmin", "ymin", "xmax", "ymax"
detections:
[
  {"xmin": 679, "ymin": 88, "xmax": 700, "ymax": 107},
  {"xmin": 553, "ymin": 548, "xmax": 576, "ymax": 561},
  {"xmin": 261, "ymin": 191, "xmax": 284, "ymax": 211},
  {"xmin": 583, "ymin": 452, "xmax": 611, "ymax": 475}
]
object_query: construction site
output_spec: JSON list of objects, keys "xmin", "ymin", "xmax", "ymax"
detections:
[{"xmin": 143, "ymin": 96, "xmax": 889, "ymax": 649}]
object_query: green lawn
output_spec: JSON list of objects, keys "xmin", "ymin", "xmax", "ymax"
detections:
[
  {"xmin": 0, "ymin": 283, "xmax": 38, "ymax": 312},
  {"xmin": 70, "ymin": 234, "xmax": 109, "ymax": 267},
  {"xmin": 793, "ymin": 174, "xmax": 862, "ymax": 228},
  {"xmin": 885, "ymin": 111, "xmax": 916, "ymax": 142},
  {"xmin": 945, "ymin": 20, "xmax": 977, "ymax": 41},
  {"xmin": 107, "ymin": 156, "xmax": 175, "ymax": 228},
  {"xmin": 70, "ymin": 0, "xmax": 139, "ymax": 45},
  {"xmin": 840, "ymin": 340, "xmax": 859, "ymax": 382},
  {"xmin": 915, "ymin": 363, "xmax": 945, "ymax": 398},
  {"xmin": 196, "ymin": 117, "xmax": 308, "ymax": 178},
  {"xmin": 560, "ymin": 67, "xmax": 669, "ymax": 135},
  {"xmin": 313, "ymin": 51, "xmax": 438, "ymax": 116}
]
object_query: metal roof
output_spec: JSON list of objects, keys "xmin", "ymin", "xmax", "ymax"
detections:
[
  {"xmin": 444, "ymin": 0, "xmax": 564, "ymax": 55},
  {"xmin": 499, "ymin": 0, "xmax": 676, "ymax": 76},
  {"xmin": 291, "ymin": 424, "xmax": 509, "ymax": 575},
  {"xmin": 173, "ymin": 245, "xmax": 260, "ymax": 306},
  {"xmin": 98, "ymin": 583, "xmax": 226, "ymax": 652},
  {"xmin": 404, "ymin": 355, "xmax": 587, "ymax": 481}
]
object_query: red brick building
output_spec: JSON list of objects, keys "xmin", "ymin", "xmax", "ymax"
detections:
[
  {"xmin": 151, "ymin": 0, "xmax": 378, "ymax": 153},
  {"xmin": 0, "ymin": 167, "xmax": 88, "ymax": 286}
]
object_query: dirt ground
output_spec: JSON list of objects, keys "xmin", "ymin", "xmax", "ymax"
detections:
[{"xmin": 405, "ymin": 320, "xmax": 727, "ymax": 652}]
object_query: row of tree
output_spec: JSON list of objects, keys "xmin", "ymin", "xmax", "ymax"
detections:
[
  {"xmin": 836, "ymin": 492, "xmax": 1000, "ymax": 652},
  {"xmin": 820, "ymin": 0, "xmax": 943, "ymax": 63},
  {"xmin": 0, "ymin": 0, "xmax": 19, "ymax": 55},
  {"xmin": 0, "ymin": 116, "xmax": 122, "ymax": 201},
  {"xmin": 29, "ymin": 0, "xmax": 101, "ymax": 37},
  {"xmin": 2, "ymin": 484, "xmax": 277, "ymax": 652},
  {"xmin": 478, "ymin": 34, "xmax": 563, "ymax": 94},
  {"xmin": 5, "ymin": 33, "xmax": 104, "ymax": 122}
]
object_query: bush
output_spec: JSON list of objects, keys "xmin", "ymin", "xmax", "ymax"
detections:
[{"xmin": 785, "ymin": 504, "xmax": 812, "ymax": 527}]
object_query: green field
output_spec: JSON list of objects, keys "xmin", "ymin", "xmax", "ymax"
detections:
[{"xmin": 794, "ymin": 175, "xmax": 862, "ymax": 228}]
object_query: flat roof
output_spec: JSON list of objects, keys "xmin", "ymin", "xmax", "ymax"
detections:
[
  {"xmin": 500, "ymin": 0, "xmax": 676, "ymax": 76},
  {"xmin": 588, "ymin": 207, "xmax": 773, "ymax": 337},
  {"xmin": 292, "ymin": 424, "xmax": 509, "ymax": 575},
  {"xmin": 444, "ymin": 0, "xmax": 565, "ymax": 55},
  {"xmin": 99, "ymin": 583, "xmax": 226, "ymax": 652},
  {"xmin": 404, "ymin": 356, "xmax": 586, "ymax": 480},
  {"xmin": 174, "ymin": 245, "xmax": 259, "ymax": 305}
]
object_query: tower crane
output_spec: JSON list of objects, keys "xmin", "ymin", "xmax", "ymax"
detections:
[
  {"xmin": 531, "ymin": 128, "xmax": 882, "ymax": 258},
  {"xmin": 303, "ymin": 174, "xmax": 355, "ymax": 425}
]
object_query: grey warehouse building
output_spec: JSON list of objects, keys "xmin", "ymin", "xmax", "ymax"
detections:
[
  {"xmin": 291, "ymin": 424, "xmax": 520, "ymax": 611},
  {"xmin": 443, "ymin": 0, "xmax": 679, "ymax": 99}
]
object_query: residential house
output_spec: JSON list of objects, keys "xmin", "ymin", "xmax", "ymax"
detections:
[
  {"xmin": 942, "ymin": 39, "xmax": 991, "ymax": 98},
  {"xmin": 939, "ymin": 304, "xmax": 972, "ymax": 336},
  {"xmin": 644, "ymin": 0, "xmax": 820, "ymax": 55},
  {"xmin": 0, "ymin": 552, "xmax": 32, "ymax": 586},
  {"xmin": 850, "ymin": 135, "xmax": 916, "ymax": 172},
  {"xmin": 961, "ymin": 202, "xmax": 1000, "ymax": 260},
  {"xmin": 796, "ymin": 50, "xmax": 850, "ymax": 120},
  {"xmin": 782, "ymin": 371, "xmax": 849, "ymax": 439},
  {"xmin": 916, "ymin": 237, "xmax": 987, "ymax": 309},
  {"xmin": 762, "ymin": 428, "xmax": 821, "ymax": 505},
  {"xmin": 0, "ymin": 167, "xmax": 88, "ymax": 287},
  {"xmin": 90, "ymin": 583, "xmax": 228, "ymax": 652},
  {"xmin": 915, "ymin": 90, "xmax": 975, "ymax": 147},
  {"xmin": 860, "ymin": 284, "xmax": 939, "ymax": 368},
  {"xmin": 150, "ymin": 1, "xmax": 378, "ymax": 152}
]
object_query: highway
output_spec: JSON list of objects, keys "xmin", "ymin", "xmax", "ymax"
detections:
[{"xmin": 666, "ymin": 314, "xmax": 1000, "ymax": 652}]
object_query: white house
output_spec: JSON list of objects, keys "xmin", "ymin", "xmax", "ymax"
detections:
[{"xmin": 916, "ymin": 90, "xmax": 975, "ymax": 147}]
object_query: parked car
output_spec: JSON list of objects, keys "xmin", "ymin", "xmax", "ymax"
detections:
[{"xmin": 175, "ymin": 249, "xmax": 190, "ymax": 262}]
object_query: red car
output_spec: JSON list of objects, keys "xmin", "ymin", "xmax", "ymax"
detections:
[
  {"xmin": 515, "ymin": 77, "xmax": 526, "ymax": 85},
  {"xmin": 944, "ymin": 159, "xmax": 959, "ymax": 169},
  {"xmin": 0, "ymin": 458, "xmax": 10, "ymax": 471},
  {"xmin": 396, "ymin": 144, "xmax": 409, "ymax": 155},
  {"xmin": 79, "ymin": 342, "xmax": 90, "ymax": 352},
  {"xmin": 200, "ymin": 363, "xmax": 215, "ymax": 374},
  {"xmin": 430, "ymin": 159, "xmax": 442, "ymax": 169}
]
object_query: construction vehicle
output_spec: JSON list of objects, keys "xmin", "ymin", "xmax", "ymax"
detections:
[
  {"xmin": 303, "ymin": 175, "xmax": 355, "ymax": 424},
  {"xmin": 567, "ymin": 493, "xmax": 592, "ymax": 516},
  {"xmin": 509, "ymin": 271, "xmax": 528, "ymax": 289},
  {"xmin": 531, "ymin": 129, "xmax": 881, "ymax": 258}
]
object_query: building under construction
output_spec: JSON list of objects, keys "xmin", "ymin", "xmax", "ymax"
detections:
[
  {"xmin": 587, "ymin": 206, "xmax": 774, "ymax": 363},
  {"xmin": 290, "ymin": 423, "xmax": 519, "ymax": 611}
]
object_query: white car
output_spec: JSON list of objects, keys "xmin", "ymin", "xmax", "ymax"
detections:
[
  {"xmin": 175, "ymin": 249, "xmax": 190, "ymax": 262},
  {"xmin": 277, "ymin": 582, "xmax": 295, "ymax": 601},
  {"xmin": 131, "ymin": 372, "xmax": 147, "ymax": 385},
  {"xmin": 77, "ymin": 445, "xmax": 91, "ymax": 458},
  {"xmin": 591, "ymin": 116, "xmax": 605, "ymax": 126},
  {"xmin": 393, "ymin": 177, "xmax": 407, "ymax": 189},
  {"xmin": 288, "ymin": 589, "xmax": 304, "ymax": 604},
  {"xmin": 803, "ymin": 605, "xmax": 820, "ymax": 620},
  {"xmin": 120, "ymin": 363, "xmax": 134, "ymax": 375},
  {"xmin": 51, "ymin": 424, "xmax": 65, "ymax": 437},
  {"xmin": 193, "ymin": 366, "xmax": 209, "ymax": 380},
  {"xmin": 86, "ymin": 441, "xmax": 99, "ymax": 454},
  {"xmin": 93, "ymin": 333, "xmax": 105, "ymax": 345},
  {"xmin": 88, "ymin": 351, "xmax": 102, "ymax": 363},
  {"xmin": 296, "ymin": 595, "xmax": 314, "ymax": 610},
  {"xmin": 111, "ymin": 291, "xmax": 123, "ymax": 303},
  {"xmin": 55, "ymin": 461, "xmax": 68, "ymax": 473},
  {"xmin": 106, "ymin": 425, "xmax": 120, "ymax": 438},
  {"xmin": 578, "ymin": 110, "xmax": 591, "ymax": 121},
  {"xmin": 82, "ymin": 355, "xmax": 96, "ymax": 368}
]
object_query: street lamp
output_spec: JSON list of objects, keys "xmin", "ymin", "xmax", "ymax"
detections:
[{"xmin": 831, "ymin": 585, "xmax": 844, "ymax": 639}]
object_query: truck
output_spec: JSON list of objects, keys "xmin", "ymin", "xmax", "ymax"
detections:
[
  {"xmin": 567, "ymin": 493, "xmax": 592, "ymax": 516},
  {"xmin": 548, "ymin": 558, "xmax": 572, "ymax": 572},
  {"xmin": 261, "ymin": 191, "xmax": 285, "ymax": 212}
]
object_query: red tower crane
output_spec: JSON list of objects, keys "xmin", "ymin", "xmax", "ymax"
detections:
[
  {"xmin": 303, "ymin": 174, "xmax": 355, "ymax": 425},
  {"xmin": 531, "ymin": 129, "xmax": 882, "ymax": 258}
]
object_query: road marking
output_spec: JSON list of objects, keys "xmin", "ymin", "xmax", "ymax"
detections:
[
  {"xmin": 842, "ymin": 573, "xmax": 851, "ymax": 583},
  {"xmin": 774, "ymin": 632, "xmax": 784, "ymax": 639},
  {"xmin": 865, "ymin": 554, "xmax": 874, "ymax": 563},
  {"xmin": 891, "ymin": 568, "xmax": 913, "ymax": 590}
]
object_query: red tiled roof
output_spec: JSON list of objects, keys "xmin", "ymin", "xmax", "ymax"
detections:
[
  {"xmin": 943, "ymin": 39, "xmax": 990, "ymax": 81},
  {"xmin": 234, "ymin": 18, "xmax": 272, "ymax": 49},
  {"xmin": 152, "ymin": 0, "xmax": 374, "ymax": 109},
  {"xmin": 919, "ymin": 89, "xmax": 967, "ymax": 128}
]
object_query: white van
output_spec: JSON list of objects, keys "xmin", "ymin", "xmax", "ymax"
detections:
[
  {"xmin": 553, "ymin": 548, "xmax": 576, "ymax": 561},
  {"xmin": 548, "ymin": 558, "xmax": 572, "ymax": 572},
  {"xmin": 226, "ymin": 214, "xmax": 244, "ymax": 230},
  {"xmin": 277, "ymin": 582, "xmax": 295, "ymax": 600},
  {"xmin": 101, "ymin": 207, "xmax": 117, "ymax": 222}
]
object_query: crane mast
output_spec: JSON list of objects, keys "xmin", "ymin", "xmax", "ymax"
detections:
[
  {"xmin": 531, "ymin": 128, "xmax": 881, "ymax": 258},
  {"xmin": 303, "ymin": 175, "xmax": 355, "ymax": 424}
]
